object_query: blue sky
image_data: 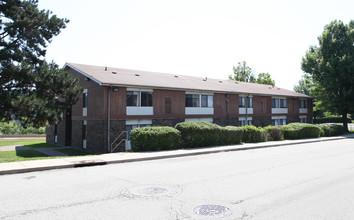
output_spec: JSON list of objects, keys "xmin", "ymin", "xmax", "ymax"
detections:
[{"xmin": 38, "ymin": 0, "xmax": 353, "ymax": 90}]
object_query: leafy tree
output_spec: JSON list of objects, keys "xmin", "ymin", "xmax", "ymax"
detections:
[
  {"xmin": 256, "ymin": 72, "xmax": 275, "ymax": 86},
  {"xmin": 293, "ymin": 74, "xmax": 315, "ymax": 96},
  {"xmin": 0, "ymin": 0, "xmax": 82, "ymax": 127},
  {"xmin": 229, "ymin": 61, "xmax": 256, "ymax": 83},
  {"xmin": 301, "ymin": 20, "xmax": 354, "ymax": 131}
]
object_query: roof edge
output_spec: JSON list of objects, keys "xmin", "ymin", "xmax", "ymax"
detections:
[{"xmin": 64, "ymin": 63, "xmax": 103, "ymax": 86}]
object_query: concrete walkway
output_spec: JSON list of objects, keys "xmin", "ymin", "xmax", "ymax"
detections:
[{"xmin": 0, "ymin": 134, "xmax": 353, "ymax": 175}]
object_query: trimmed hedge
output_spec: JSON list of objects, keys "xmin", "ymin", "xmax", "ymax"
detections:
[
  {"xmin": 317, "ymin": 123, "xmax": 346, "ymax": 137},
  {"xmin": 242, "ymin": 125, "xmax": 266, "ymax": 143},
  {"xmin": 264, "ymin": 126, "xmax": 283, "ymax": 141},
  {"xmin": 281, "ymin": 123, "xmax": 320, "ymax": 140},
  {"xmin": 175, "ymin": 121, "xmax": 221, "ymax": 148},
  {"xmin": 220, "ymin": 126, "xmax": 244, "ymax": 145},
  {"xmin": 131, "ymin": 126, "xmax": 181, "ymax": 152}
]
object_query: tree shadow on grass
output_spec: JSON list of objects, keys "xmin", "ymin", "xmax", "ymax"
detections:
[{"xmin": 16, "ymin": 150, "xmax": 48, "ymax": 158}]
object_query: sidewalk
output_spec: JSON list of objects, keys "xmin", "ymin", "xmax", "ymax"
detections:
[{"xmin": 1, "ymin": 134, "xmax": 353, "ymax": 175}]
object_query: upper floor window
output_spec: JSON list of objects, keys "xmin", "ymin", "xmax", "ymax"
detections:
[
  {"xmin": 83, "ymin": 92, "xmax": 87, "ymax": 108},
  {"xmin": 186, "ymin": 94, "xmax": 213, "ymax": 108},
  {"xmin": 272, "ymin": 98, "xmax": 287, "ymax": 108},
  {"xmin": 127, "ymin": 91, "xmax": 153, "ymax": 107},
  {"xmin": 299, "ymin": 99, "xmax": 307, "ymax": 108},
  {"xmin": 239, "ymin": 96, "xmax": 253, "ymax": 108}
]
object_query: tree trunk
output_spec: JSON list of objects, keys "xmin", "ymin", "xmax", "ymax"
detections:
[{"xmin": 343, "ymin": 113, "xmax": 348, "ymax": 132}]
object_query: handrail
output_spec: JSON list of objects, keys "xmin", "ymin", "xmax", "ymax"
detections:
[{"xmin": 111, "ymin": 131, "xmax": 128, "ymax": 153}]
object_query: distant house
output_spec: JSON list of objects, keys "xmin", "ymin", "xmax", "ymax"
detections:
[{"xmin": 46, "ymin": 63, "xmax": 312, "ymax": 153}]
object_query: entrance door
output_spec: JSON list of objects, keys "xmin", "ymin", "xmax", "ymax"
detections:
[{"xmin": 65, "ymin": 109, "xmax": 72, "ymax": 146}]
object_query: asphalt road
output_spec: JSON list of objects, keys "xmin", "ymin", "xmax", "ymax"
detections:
[{"xmin": 1, "ymin": 138, "xmax": 354, "ymax": 220}]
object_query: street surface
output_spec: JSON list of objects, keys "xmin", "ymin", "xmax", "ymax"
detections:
[{"xmin": 1, "ymin": 138, "xmax": 354, "ymax": 219}]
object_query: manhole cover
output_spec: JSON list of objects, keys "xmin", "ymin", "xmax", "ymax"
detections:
[
  {"xmin": 193, "ymin": 205, "xmax": 232, "ymax": 218},
  {"xmin": 138, "ymin": 187, "xmax": 168, "ymax": 195},
  {"xmin": 122, "ymin": 184, "xmax": 182, "ymax": 199}
]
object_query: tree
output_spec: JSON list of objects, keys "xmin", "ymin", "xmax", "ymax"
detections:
[
  {"xmin": 0, "ymin": 0, "xmax": 81, "ymax": 127},
  {"xmin": 301, "ymin": 20, "xmax": 354, "ymax": 131},
  {"xmin": 229, "ymin": 61, "xmax": 256, "ymax": 83},
  {"xmin": 256, "ymin": 72, "xmax": 275, "ymax": 86},
  {"xmin": 293, "ymin": 74, "xmax": 314, "ymax": 96}
]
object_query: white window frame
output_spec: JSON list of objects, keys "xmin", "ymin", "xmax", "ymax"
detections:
[
  {"xmin": 299, "ymin": 99, "xmax": 308, "ymax": 113},
  {"xmin": 185, "ymin": 118, "xmax": 213, "ymax": 123},
  {"xmin": 272, "ymin": 97, "xmax": 288, "ymax": 114},
  {"xmin": 185, "ymin": 92, "xmax": 214, "ymax": 115},
  {"xmin": 271, "ymin": 116, "xmax": 287, "ymax": 125},
  {"xmin": 125, "ymin": 120, "xmax": 152, "ymax": 150},
  {"xmin": 83, "ymin": 89, "xmax": 88, "ymax": 116},
  {"xmin": 126, "ymin": 88, "xmax": 153, "ymax": 115},
  {"xmin": 82, "ymin": 120, "xmax": 87, "ymax": 149},
  {"xmin": 300, "ymin": 115, "xmax": 307, "ymax": 123},
  {"xmin": 239, "ymin": 95, "xmax": 253, "ymax": 115},
  {"xmin": 239, "ymin": 117, "xmax": 252, "ymax": 126}
]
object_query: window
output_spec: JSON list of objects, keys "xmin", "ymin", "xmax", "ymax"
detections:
[
  {"xmin": 299, "ymin": 100, "xmax": 307, "ymax": 108},
  {"xmin": 239, "ymin": 117, "xmax": 252, "ymax": 126},
  {"xmin": 54, "ymin": 124, "xmax": 58, "ymax": 144},
  {"xmin": 271, "ymin": 118, "xmax": 286, "ymax": 126},
  {"xmin": 201, "ymin": 95, "xmax": 213, "ymax": 107},
  {"xmin": 82, "ymin": 120, "xmax": 87, "ymax": 149},
  {"xmin": 127, "ymin": 91, "xmax": 153, "ymax": 107},
  {"xmin": 300, "ymin": 117, "xmax": 307, "ymax": 123},
  {"xmin": 126, "ymin": 123, "xmax": 152, "ymax": 139},
  {"xmin": 239, "ymin": 96, "xmax": 253, "ymax": 108},
  {"xmin": 272, "ymin": 98, "xmax": 286, "ymax": 108},
  {"xmin": 83, "ymin": 89, "xmax": 88, "ymax": 116},
  {"xmin": 186, "ymin": 94, "xmax": 200, "ymax": 107},
  {"xmin": 186, "ymin": 94, "xmax": 213, "ymax": 108},
  {"xmin": 83, "ymin": 92, "xmax": 87, "ymax": 108}
]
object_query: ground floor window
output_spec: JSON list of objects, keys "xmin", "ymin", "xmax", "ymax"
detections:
[
  {"xmin": 54, "ymin": 124, "xmax": 58, "ymax": 144},
  {"xmin": 82, "ymin": 120, "xmax": 87, "ymax": 149},
  {"xmin": 271, "ymin": 117, "xmax": 286, "ymax": 126},
  {"xmin": 239, "ymin": 117, "xmax": 252, "ymax": 126},
  {"xmin": 125, "ymin": 120, "xmax": 152, "ymax": 138},
  {"xmin": 300, "ymin": 116, "xmax": 307, "ymax": 123}
]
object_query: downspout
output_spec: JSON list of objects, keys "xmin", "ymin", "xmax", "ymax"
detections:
[{"xmin": 107, "ymin": 86, "xmax": 111, "ymax": 152}]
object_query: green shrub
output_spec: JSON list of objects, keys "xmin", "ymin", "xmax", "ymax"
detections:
[
  {"xmin": 131, "ymin": 127, "xmax": 181, "ymax": 152},
  {"xmin": 314, "ymin": 117, "xmax": 351, "ymax": 124},
  {"xmin": 175, "ymin": 121, "xmax": 221, "ymax": 148},
  {"xmin": 316, "ymin": 124, "xmax": 346, "ymax": 137},
  {"xmin": 0, "ymin": 122, "xmax": 46, "ymax": 135},
  {"xmin": 219, "ymin": 126, "xmax": 244, "ymax": 145},
  {"xmin": 281, "ymin": 123, "xmax": 320, "ymax": 139},
  {"xmin": 264, "ymin": 126, "xmax": 283, "ymax": 141},
  {"xmin": 242, "ymin": 125, "xmax": 266, "ymax": 143}
]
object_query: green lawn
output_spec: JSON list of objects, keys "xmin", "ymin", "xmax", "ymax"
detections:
[
  {"xmin": 0, "ymin": 138, "xmax": 46, "ymax": 147},
  {"xmin": 0, "ymin": 150, "xmax": 52, "ymax": 163}
]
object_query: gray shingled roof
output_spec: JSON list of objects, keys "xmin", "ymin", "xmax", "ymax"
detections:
[{"xmin": 66, "ymin": 63, "xmax": 311, "ymax": 98}]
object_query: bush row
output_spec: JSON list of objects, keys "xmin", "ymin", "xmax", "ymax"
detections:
[
  {"xmin": 0, "ymin": 122, "xmax": 46, "ymax": 135},
  {"xmin": 130, "ymin": 122, "xmax": 346, "ymax": 152}
]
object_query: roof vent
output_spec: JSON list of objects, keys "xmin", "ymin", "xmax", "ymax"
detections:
[
  {"xmin": 277, "ymin": 88, "xmax": 280, "ymax": 90},
  {"xmin": 135, "ymin": 73, "xmax": 140, "ymax": 76},
  {"xmin": 219, "ymin": 80, "xmax": 223, "ymax": 83},
  {"xmin": 174, "ymin": 75, "xmax": 179, "ymax": 78},
  {"xmin": 235, "ymin": 81, "xmax": 239, "ymax": 84},
  {"xmin": 112, "ymin": 71, "xmax": 117, "ymax": 74},
  {"xmin": 269, "ymin": 86, "xmax": 272, "ymax": 89},
  {"xmin": 105, "ymin": 67, "xmax": 107, "ymax": 71},
  {"xmin": 203, "ymin": 77, "xmax": 207, "ymax": 81}
]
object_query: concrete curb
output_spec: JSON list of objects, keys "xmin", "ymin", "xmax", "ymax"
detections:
[{"xmin": 0, "ymin": 135, "xmax": 352, "ymax": 175}]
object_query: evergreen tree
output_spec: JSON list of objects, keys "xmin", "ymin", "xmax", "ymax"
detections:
[{"xmin": 0, "ymin": 0, "xmax": 81, "ymax": 126}]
